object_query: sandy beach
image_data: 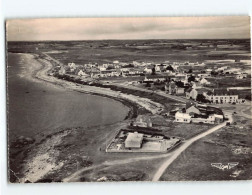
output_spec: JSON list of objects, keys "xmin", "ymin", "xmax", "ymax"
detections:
[{"xmin": 35, "ymin": 53, "xmax": 164, "ymax": 115}]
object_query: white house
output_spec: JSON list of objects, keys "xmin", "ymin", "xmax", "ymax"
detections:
[
  {"xmin": 58, "ymin": 66, "xmax": 66, "ymax": 75},
  {"xmin": 198, "ymin": 73, "xmax": 211, "ymax": 78},
  {"xmin": 175, "ymin": 112, "xmax": 191, "ymax": 123},
  {"xmin": 98, "ymin": 66, "xmax": 107, "ymax": 71},
  {"xmin": 144, "ymin": 75, "xmax": 166, "ymax": 82},
  {"xmin": 236, "ymin": 73, "xmax": 248, "ymax": 79},
  {"xmin": 200, "ymin": 78, "xmax": 211, "ymax": 85},
  {"xmin": 155, "ymin": 65, "xmax": 161, "ymax": 72},
  {"xmin": 113, "ymin": 60, "xmax": 119, "ymax": 64},
  {"xmin": 186, "ymin": 88, "xmax": 209, "ymax": 100},
  {"xmin": 78, "ymin": 70, "xmax": 89, "ymax": 77},
  {"xmin": 144, "ymin": 67, "xmax": 153, "ymax": 74},
  {"xmin": 68, "ymin": 62, "xmax": 76, "ymax": 69},
  {"xmin": 192, "ymin": 82, "xmax": 202, "ymax": 89},
  {"xmin": 205, "ymin": 89, "xmax": 239, "ymax": 104}
]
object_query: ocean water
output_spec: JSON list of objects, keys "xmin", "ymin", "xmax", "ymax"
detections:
[{"xmin": 7, "ymin": 53, "xmax": 129, "ymax": 141}]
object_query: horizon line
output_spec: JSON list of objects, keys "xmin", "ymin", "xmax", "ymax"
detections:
[{"xmin": 7, "ymin": 38, "xmax": 251, "ymax": 42}]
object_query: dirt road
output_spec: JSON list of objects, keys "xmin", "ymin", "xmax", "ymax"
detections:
[
  {"xmin": 62, "ymin": 152, "xmax": 173, "ymax": 182},
  {"xmin": 152, "ymin": 113, "xmax": 233, "ymax": 181}
]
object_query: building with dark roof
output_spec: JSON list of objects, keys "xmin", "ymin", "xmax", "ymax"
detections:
[{"xmin": 205, "ymin": 89, "xmax": 239, "ymax": 104}]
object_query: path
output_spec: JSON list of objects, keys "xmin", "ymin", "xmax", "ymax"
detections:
[
  {"xmin": 240, "ymin": 105, "xmax": 252, "ymax": 119},
  {"xmin": 152, "ymin": 113, "xmax": 233, "ymax": 181},
  {"xmin": 62, "ymin": 152, "xmax": 173, "ymax": 182}
]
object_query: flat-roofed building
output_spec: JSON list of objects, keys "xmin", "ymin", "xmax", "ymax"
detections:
[{"xmin": 125, "ymin": 132, "xmax": 144, "ymax": 149}]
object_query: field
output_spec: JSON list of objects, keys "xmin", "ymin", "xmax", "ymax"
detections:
[
  {"xmin": 160, "ymin": 114, "xmax": 252, "ymax": 181},
  {"xmin": 7, "ymin": 39, "xmax": 251, "ymax": 182},
  {"xmin": 8, "ymin": 39, "xmax": 251, "ymax": 65}
]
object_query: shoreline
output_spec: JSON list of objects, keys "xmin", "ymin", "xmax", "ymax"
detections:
[
  {"xmin": 8, "ymin": 52, "xmax": 158, "ymax": 183},
  {"xmin": 34, "ymin": 52, "xmax": 164, "ymax": 116}
]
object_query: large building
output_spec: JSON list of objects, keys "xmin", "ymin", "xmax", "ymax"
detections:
[
  {"xmin": 175, "ymin": 103, "xmax": 224, "ymax": 124},
  {"xmin": 205, "ymin": 89, "xmax": 239, "ymax": 104},
  {"xmin": 125, "ymin": 132, "xmax": 144, "ymax": 149}
]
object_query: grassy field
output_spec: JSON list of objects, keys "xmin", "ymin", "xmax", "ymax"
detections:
[
  {"xmin": 7, "ymin": 39, "xmax": 251, "ymax": 182},
  {"xmin": 8, "ymin": 39, "xmax": 251, "ymax": 65},
  {"xmin": 151, "ymin": 115, "xmax": 213, "ymax": 139},
  {"xmin": 160, "ymin": 115, "xmax": 252, "ymax": 181}
]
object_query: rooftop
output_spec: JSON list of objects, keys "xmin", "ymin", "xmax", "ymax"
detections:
[
  {"xmin": 207, "ymin": 89, "xmax": 239, "ymax": 96},
  {"xmin": 125, "ymin": 132, "xmax": 144, "ymax": 143}
]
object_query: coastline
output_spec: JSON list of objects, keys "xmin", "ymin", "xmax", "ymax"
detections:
[
  {"xmin": 8, "ymin": 52, "xmax": 160, "ymax": 183},
  {"xmin": 34, "ymin": 52, "xmax": 164, "ymax": 116}
]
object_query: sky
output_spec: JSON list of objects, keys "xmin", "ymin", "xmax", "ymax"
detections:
[{"xmin": 6, "ymin": 16, "xmax": 250, "ymax": 41}]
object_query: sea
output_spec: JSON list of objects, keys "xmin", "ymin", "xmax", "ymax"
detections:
[{"xmin": 7, "ymin": 52, "xmax": 129, "ymax": 141}]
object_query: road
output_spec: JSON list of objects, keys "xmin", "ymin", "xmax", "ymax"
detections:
[
  {"xmin": 152, "ymin": 113, "xmax": 233, "ymax": 181},
  {"xmin": 62, "ymin": 152, "xmax": 173, "ymax": 182},
  {"xmin": 240, "ymin": 106, "xmax": 252, "ymax": 119}
]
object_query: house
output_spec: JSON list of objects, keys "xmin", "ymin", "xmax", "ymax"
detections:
[
  {"xmin": 121, "ymin": 70, "xmax": 130, "ymax": 77},
  {"xmin": 200, "ymin": 78, "xmax": 211, "ymax": 85},
  {"xmin": 144, "ymin": 67, "xmax": 153, "ymax": 74},
  {"xmin": 98, "ymin": 66, "xmax": 107, "ymax": 71},
  {"xmin": 133, "ymin": 115, "xmax": 152, "ymax": 127},
  {"xmin": 187, "ymin": 88, "xmax": 210, "ymax": 100},
  {"xmin": 236, "ymin": 74, "xmax": 244, "ymax": 79},
  {"xmin": 175, "ymin": 112, "xmax": 191, "ymax": 123},
  {"xmin": 78, "ymin": 70, "xmax": 89, "ymax": 77},
  {"xmin": 236, "ymin": 73, "xmax": 248, "ymax": 79},
  {"xmin": 205, "ymin": 89, "xmax": 239, "ymax": 104},
  {"xmin": 58, "ymin": 66, "xmax": 66, "ymax": 75},
  {"xmin": 224, "ymin": 68, "xmax": 240, "ymax": 74},
  {"xmin": 68, "ymin": 62, "xmax": 76, "ymax": 69},
  {"xmin": 175, "ymin": 86, "xmax": 185, "ymax": 95},
  {"xmin": 186, "ymin": 104, "xmax": 201, "ymax": 115},
  {"xmin": 191, "ymin": 116, "xmax": 215, "ymax": 124},
  {"xmin": 198, "ymin": 73, "xmax": 211, "ymax": 78},
  {"xmin": 191, "ymin": 82, "xmax": 202, "ymax": 89},
  {"xmin": 167, "ymin": 81, "xmax": 176, "ymax": 94},
  {"xmin": 125, "ymin": 132, "xmax": 144, "ymax": 149},
  {"xmin": 213, "ymin": 114, "xmax": 224, "ymax": 123},
  {"xmin": 113, "ymin": 60, "xmax": 119, "ymax": 64},
  {"xmin": 155, "ymin": 65, "xmax": 161, "ymax": 72},
  {"xmin": 185, "ymin": 88, "xmax": 193, "ymax": 99},
  {"xmin": 144, "ymin": 75, "xmax": 166, "ymax": 83},
  {"xmin": 182, "ymin": 103, "xmax": 224, "ymax": 124}
]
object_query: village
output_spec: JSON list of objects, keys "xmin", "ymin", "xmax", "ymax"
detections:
[
  {"xmin": 48, "ymin": 57, "xmax": 251, "ymax": 153},
  {"xmin": 54, "ymin": 58, "xmax": 250, "ymax": 106}
]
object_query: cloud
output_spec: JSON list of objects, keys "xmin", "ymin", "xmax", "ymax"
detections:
[{"xmin": 6, "ymin": 16, "xmax": 250, "ymax": 41}]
